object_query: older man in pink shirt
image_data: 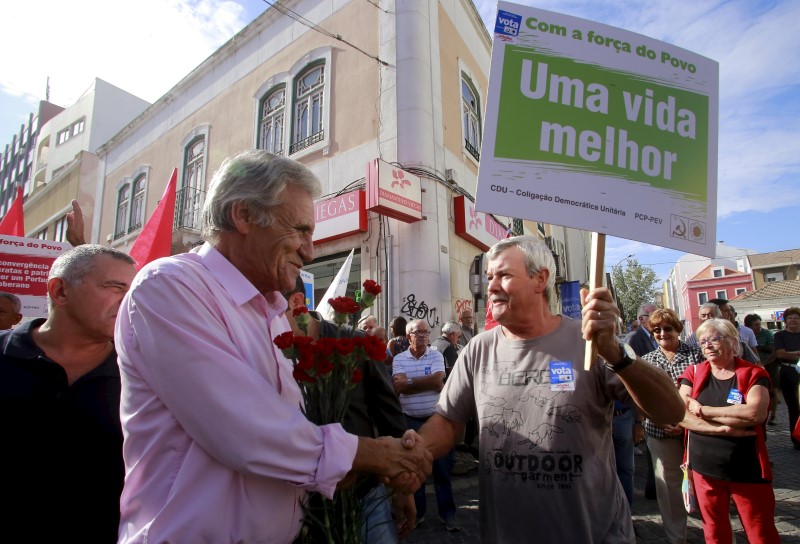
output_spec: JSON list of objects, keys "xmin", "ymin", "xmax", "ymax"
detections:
[{"xmin": 115, "ymin": 150, "xmax": 431, "ymax": 544}]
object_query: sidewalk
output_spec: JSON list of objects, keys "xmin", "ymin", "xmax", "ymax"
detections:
[{"xmin": 406, "ymin": 407, "xmax": 800, "ymax": 543}]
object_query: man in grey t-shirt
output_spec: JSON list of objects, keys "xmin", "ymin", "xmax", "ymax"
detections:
[{"xmin": 403, "ymin": 236, "xmax": 685, "ymax": 543}]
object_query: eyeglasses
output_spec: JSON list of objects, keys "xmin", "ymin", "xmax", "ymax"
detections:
[
  {"xmin": 409, "ymin": 330, "xmax": 430, "ymax": 336},
  {"xmin": 699, "ymin": 336, "xmax": 725, "ymax": 347},
  {"xmin": 652, "ymin": 327, "xmax": 675, "ymax": 334}
]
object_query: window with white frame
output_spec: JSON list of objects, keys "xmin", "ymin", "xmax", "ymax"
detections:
[
  {"xmin": 57, "ymin": 128, "xmax": 70, "ymax": 145},
  {"xmin": 735, "ymin": 288, "xmax": 746, "ymax": 296},
  {"xmin": 54, "ymin": 215, "xmax": 68, "ymax": 242},
  {"xmin": 765, "ymin": 272, "xmax": 784, "ymax": 283},
  {"xmin": 178, "ymin": 137, "xmax": 206, "ymax": 230},
  {"xmin": 461, "ymin": 74, "xmax": 481, "ymax": 161},
  {"xmin": 114, "ymin": 183, "xmax": 131, "ymax": 239},
  {"xmin": 129, "ymin": 174, "xmax": 146, "ymax": 232},
  {"xmin": 716, "ymin": 290, "xmax": 727, "ymax": 299},
  {"xmin": 712, "ymin": 267, "xmax": 724, "ymax": 278},
  {"xmin": 698, "ymin": 292, "xmax": 708, "ymax": 305},
  {"xmin": 291, "ymin": 63, "xmax": 324, "ymax": 154},
  {"xmin": 259, "ymin": 87, "xmax": 285, "ymax": 155},
  {"xmin": 72, "ymin": 119, "xmax": 85, "ymax": 136}
]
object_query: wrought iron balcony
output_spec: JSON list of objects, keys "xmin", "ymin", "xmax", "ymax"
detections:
[
  {"xmin": 465, "ymin": 139, "xmax": 480, "ymax": 161},
  {"xmin": 289, "ymin": 130, "xmax": 324, "ymax": 155}
]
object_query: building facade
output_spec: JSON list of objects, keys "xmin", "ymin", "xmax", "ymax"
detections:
[
  {"xmin": 22, "ymin": 79, "xmax": 150, "ymax": 242},
  {"xmin": 1, "ymin": 101, "xmax": 64, "ymax": 218},
  {"xmin": 682, "ymin": 264, "xmax": 753, "ymax": 336},
  {"xmin": 748, "ymin": 249, "xmax": 800, "ymax": 290},
  {"xmin": 93, "ymin": 0, "xmax": 590, "ymax": 329}
]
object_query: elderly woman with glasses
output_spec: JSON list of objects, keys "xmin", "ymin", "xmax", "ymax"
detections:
[
  {"xmin": 677, "ymin": 318, "xmax": 779, "ymax": 544},
  {"xmin": 640, "ymin": 309, "xmax": 704, "ymax": 544}
]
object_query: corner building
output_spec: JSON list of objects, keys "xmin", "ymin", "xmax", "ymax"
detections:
[{"xmin": 94, "ymin": 0, "xmax": 590, "ymax": 328}]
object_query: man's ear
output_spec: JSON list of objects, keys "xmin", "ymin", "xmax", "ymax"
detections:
[
  {"xmin": 11, "ymin": 313, "xmax": 22, "ymax": 326},
  {"xmin": 533, "ymin": 268, "xmax": 551, "ymax": 294},
  {"xmin": 230, "ymin": 201, "xmax": 253, "ymax": 235},
  {"xmin": 47, "ymin": 277, "xmax": 70, "ymax": 308},
  {"xmin": 288, "ymin": 292, "xmax": 306, "ymax": 310}
]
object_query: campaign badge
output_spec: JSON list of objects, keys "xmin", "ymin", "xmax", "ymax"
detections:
[
  {"xmin": 726, "ymin": 388, "xmax": 743, "ymax": 405},
  {"xmin": 549, "ymin": 361, "xmax": 575, "ymax": 391}
]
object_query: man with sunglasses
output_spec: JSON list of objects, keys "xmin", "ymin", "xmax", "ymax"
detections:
[{"xmin": 393, "ymin": 320, "xmax": 461, "ymax": 532}]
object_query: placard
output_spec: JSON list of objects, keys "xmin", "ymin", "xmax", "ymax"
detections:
[{"xmin": 477, "ymin": 2, "xmax": 719, "ymax": 257}]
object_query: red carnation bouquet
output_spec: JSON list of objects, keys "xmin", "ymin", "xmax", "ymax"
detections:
[{"xmin": 274, "ymin": 279, "xmax": 383, "ymax": 544}]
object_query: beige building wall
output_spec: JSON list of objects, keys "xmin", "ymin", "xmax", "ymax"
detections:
[{"xmin": 99, "ymin": 1, "xmax": 380, "ymax": 252}]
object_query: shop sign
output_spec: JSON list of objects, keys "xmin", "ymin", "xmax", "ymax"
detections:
[
  {"xmin": 366, "ymin": 159, "xmax": 422, "ymax": 223},
  {"xmin": 454, "ymin": 195, "xmax": 508, "ymax": 251},
  {"xmin": 313, "ymin": 189, "xmax": 367, "ymax": 244}
]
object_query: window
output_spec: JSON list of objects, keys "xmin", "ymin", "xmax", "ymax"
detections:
[
  {"xmin": 177, "ymin": 136, "xmax": 206, "ymax": 230},
  {"xmin": 765, "ymin": 272, "xmax": 784, "ymax": 283},
  {"xmin": 57, "ymin": 128, "xmax": 70, "ymax": 145},
  {"xmin": 114, "ymin": 184, "xmax": 131, "ymax": 239},
  {"xmin": 36, "ymin": 229, "xmax": 47, "ymax": 240},
  {"xmin": 735, "ymin": 288, "xmax": 746, "ymax": 296},
  {"xmin": 258, "ymin": 87, "xmax": 285, "ymax": 155},
  {"xmin": 715, "ymin": 290, "xmax": 727, "ymax": 299},
  {"xmin": 54, "ymin": 215, "xmax": 68, "ymax": 242},
  {"xmin": 712, "ymin": 267, "xmax": 724, "ymax": 278},
  {"xmin": 291, "ymin": 64, "xmax": 324, "ymax": 154},
  {"xmin": 698, "ymin": 292, "xmax": 708, "ymax": 305},
  {"xmin": 72, "ymin": 119, "xmax": 85, "ymax": 136},
  {"xmin": 129, "ymin": 175, "xmax": 146, "ymax": 232},
  {"xmin": 461, "ymin": 74, "xmax": 481, "ymax": 161}
]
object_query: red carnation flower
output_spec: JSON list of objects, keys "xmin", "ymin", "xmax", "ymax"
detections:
[
  {"xmin": 335, "ymin": 338, "xmax": 355, "ymax": 356},
  {"xmin": 363, "ymin": 335, "xmax": 388, "ymax": 361},
  {"xmin": 362, "ymin": 280, "xmax": 382, "ymax": 295},
  {"xmin": 293, "ymin": 306, "xmax": 309, "ymax": 317},
  {"xmin": 293, "ymin": 367, "xmax": 317, "ymax": 383},
  {"xmin": 329, "ymin": 296, "xmax": 360, "ymax": 315},
  {"xmin": 274, "ymin": 331, "xmax": 295, "ymax": 350},
  {"xmin": 317, "ymin": 358, "xmax": 334, "ymax": 376},
  {"xmin": 350, "ymin": 368, "xmax": 363, "ymax": 384}
]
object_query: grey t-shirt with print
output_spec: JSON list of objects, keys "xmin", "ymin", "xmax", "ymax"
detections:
[{"xmin": 436, "ymin": 317, "xmax": 635, "ymax": 543}]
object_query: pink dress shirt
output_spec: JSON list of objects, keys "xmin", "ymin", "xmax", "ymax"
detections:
[{"xmin": 115, "ymin": 243, "xmax": 358, "ymax": 543}]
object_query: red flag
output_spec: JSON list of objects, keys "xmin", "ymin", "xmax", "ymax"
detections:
[
  {"xmin": 129, "ymin": 168, "xmax": 177, "ymax": 269},
  {"xmin": 0, "ymin": 186, "xmax": 25, "ymax": 237},
  {"xmin": 485, "ymin": 303, "xmax": 499, "ymax": 331}
]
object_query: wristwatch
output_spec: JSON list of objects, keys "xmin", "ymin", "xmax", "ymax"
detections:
[
  {"xmin": 407, "ymin": 378, "xmax": 414, "ymax": 385},
  {"xmin": 605, "ymin": 342, "xmax": 636, "ymax": 373}
]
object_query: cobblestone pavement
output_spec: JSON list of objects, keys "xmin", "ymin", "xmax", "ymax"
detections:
[{"xmin": 406, "ymin": 407, "xmax": 800, "ymax": 543}]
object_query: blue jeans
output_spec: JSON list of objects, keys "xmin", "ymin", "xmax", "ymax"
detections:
[
  {"xmin": 612, "ymin": 409, "xmax": 635, "ymax": 507},
  {"xmin": 361, "ymin": 484, "xmax": 397, "ymax": 544},
  {"xmin": 405, "ymin": 415, "xmax": 456, "ymax": 521}
]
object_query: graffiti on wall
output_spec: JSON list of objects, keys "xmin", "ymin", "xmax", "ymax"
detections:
[
  {"xmin": 455, "ymin": 299, "xmax": 472, "ymax": 320},
  {"xmin": 400, "ymin": 293, "xmax": 440, "ymax": 328}
]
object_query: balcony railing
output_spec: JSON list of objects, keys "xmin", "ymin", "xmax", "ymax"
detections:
[
  {"xmin": 174, "ymin": 186, "xmax": 205, "ymax": 231},
  {"xmin": 465, "ymin": 139, "xmax": 480, "ymax": 161},
  {"xmin": 289, "ymin": 130, "xmax": 324, "ymax": 155}
]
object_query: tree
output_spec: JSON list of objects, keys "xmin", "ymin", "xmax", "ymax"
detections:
[{"xmin": 611, "ymin": 257, "xmax": 660, "ymax": 326}]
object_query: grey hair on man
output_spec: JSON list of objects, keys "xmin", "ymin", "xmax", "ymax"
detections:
[
  {"xmin": 202, "ymin": 150, "xmax": 321, "ymax": 239},
  {"xmin": 0, "ymin": 292, "xmax": 21, "ymax": 314},
  {"xmin": 486, "ymin": 235, "xmax": 556, "ymax": 302},
  {"xmin": 47, "ymin": 245, "xmax": 135, "ymax": 310},
  {"xmin": 441, "ymin": 321, "xmax": 461, "ymax": 335},
  {"xmin": 699, "ymin": 302, "xmax": 722, "ymax": 318}
]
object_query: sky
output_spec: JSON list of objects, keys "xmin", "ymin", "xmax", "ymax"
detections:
[{"xmin": 1, "ymin": 0, "xmax": 797, "ymax": 283}]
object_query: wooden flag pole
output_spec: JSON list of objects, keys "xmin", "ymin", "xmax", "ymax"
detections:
[{"xmin": 584, "ymin": 232, "xmax": 606, "ymax": 370}]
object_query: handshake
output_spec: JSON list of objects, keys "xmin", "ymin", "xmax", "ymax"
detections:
[{"xmin": 348, "ymin": 430, "xmax": 433, "ymax": 495}]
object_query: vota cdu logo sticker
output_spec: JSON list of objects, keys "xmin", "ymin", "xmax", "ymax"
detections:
[{"xmin": 495, "ymin": 9, "xmax": 521, "ymax": 37}]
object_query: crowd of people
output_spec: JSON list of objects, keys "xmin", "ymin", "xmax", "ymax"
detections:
[{"xmin": 0, "ymin": 149, "xmax": 797, "ymax": 543}]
